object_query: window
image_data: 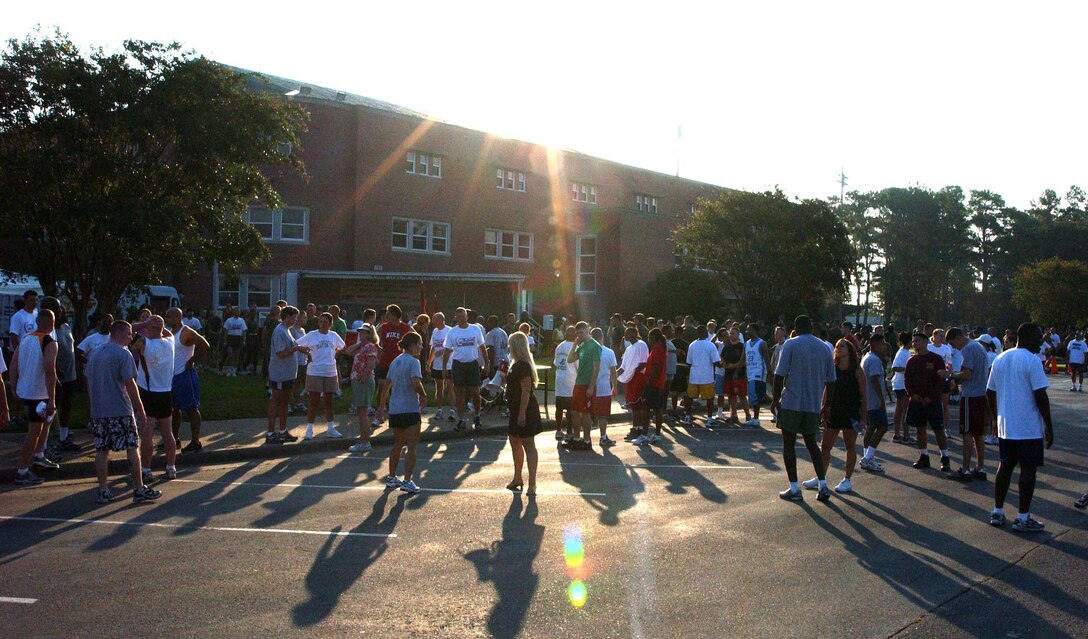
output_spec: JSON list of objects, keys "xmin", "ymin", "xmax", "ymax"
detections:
[
  {"xmin": 246, "ymin": 276, "xmax": 273, "ymax": 309},
  {"xmin": 571, "ymin": 181, "xmax": 598, "ymax": 204},
  {"xmin": 485, "ymin": 229, "xmax": 533, "ymax": 262},
  {"xmin": 576, "ymin": 235, "xmax": 597, "ymax": 293},
  {"xmin": 636, "ymin": 194, "xmax": 658, "ymax": 213},
  {"xmin": 392, "ymin": 217, "xmax": 450, "ymax": 254},
  {"xmin": 406, "ymin": 150, "xmax": 442, "ymax": 178},
  {"xmin": 217, "ymin": 273, "xmax": 240, "ymax": 308},
  {"xmin": 496, "ymin": 168, "xmax": 527, "ymax": 192},
  {"xmin": 246, "ymin": 205, "xmax": 309, "ymax": 243},
  {"xmin": 214, "ymin": 268, "xmax": 281, "ymax": 310}
]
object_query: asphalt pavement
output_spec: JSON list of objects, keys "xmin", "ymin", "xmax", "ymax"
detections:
[{"xmin": 1, "ymin": 390, "xmax": 1086, "ymax": 638}]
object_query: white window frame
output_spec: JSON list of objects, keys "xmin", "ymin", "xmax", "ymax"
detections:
[
  {"xmin": 636, "ymin": 194, "xmax": 658, "ymax": 213},
  {"xmin": 407, "ymin": 150, "xmax": 442, "ymax": 178},
  {"xmin": 576, "ymin": 235, "xmax": 597, "ymax": 294},
  {"xmin": 484, "ymin": 228, "xmax": 534, "ymax": 262},
  {"xmin": 496, "ymin": 167, "xmax": 527, "ymax": 192},
  {"xmin": 392, "ymin": 217, "xmax": 451, "ymax": 255},
  {"xmin": 246, "ymin": 205, "xmax": 309, "ymax": 244},
  {"xmin": 571, "ymin": 181, "xmax": 598, "ymax": 204},
  {"xmin": 212, "ymin": 265, "xmax": 280, "ymax": 311}
]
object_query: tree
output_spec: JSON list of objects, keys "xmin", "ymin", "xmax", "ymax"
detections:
[
  {"xmin": 869, "ymin": 186, "xmax": 946, "ymax": 324},
  {"xmin": 0, "ymin": 30, "xmax": 307, "ymax": 334},
  {"xmin": 967, "ymin": 189, "xmax": 1010, "ymax": 296},
  {"xmin": 834, "ymin": 191, "xmax": 882, "ymax": 326},
  {"xmin": 673, "ymin": 189, "xmax": 854, "ymax": 322},
  {"xmin": 1011, "ymin": 257, "xmax": 1088, "ymax": 329},
  {"xmin": 636, "ymin": 267, "xmax": 732, "ymax": 321}
]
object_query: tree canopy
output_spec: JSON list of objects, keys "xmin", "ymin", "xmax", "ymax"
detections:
[
  {"xmin": 0, "ymin": 30, "xmax": 307, "ymax": 332},
  {"xmin": 1012, "ymin": 257, "xmax": 1088, "ymax": 329}
]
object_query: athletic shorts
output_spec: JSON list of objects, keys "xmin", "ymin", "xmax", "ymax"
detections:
[
  {"xmin": 89, "ymin": 415, "xmax": 139, "ymax": 452},
  {"xmin": 725, "ymin": 378, "xmax": 746, "ymax": 397},
  {"xmin": 555, "ymin": 395, "xmax": 572, "ymax": 411},
  {"xmin": 778, "ymin": 408, "xmax": 819, "ymax": 436},
  {"xmin": 431, "ymin": 368, "xmax": 447, "ymax": 380},
  {"xmin": 572, "ymin": 384, "xmax": 593, "ymax": 413},
  {"xmin": 998, "ymin": 437, "xmax": 1044, "ymax": 467},
  {"xmin": 389, "ymin": 412, "xmax": 421, "ymax": 429},
  {"xmin": 642, "ymin": 386, "xmax": 666, "ymax": 410},
  {"xmin": 1070, "ymin": 362, "xmax": 1084, "ymax": 373},
  {"xmin": 171, "ymin": 368, "xmax": 201, "ymax": 410},
  {"xmin": 21, "ymin": 398, "xmax": 47, "ymax": 424},
  {"xmin": 591, "ymin": 395, "xmax": 612, "ymax": 418},
  {"xmin": 451, "ymin": 360, "xmax": 482, "ymax": 388},
  {"xmin": 375, "ymin": 365, "xmax": 390, "ymax": 381},
  {"xmin": 139, "ymin": 388, "xmax": 172, "ymax": 419},
  {"xmin": 959, "ymin": 395, "xmax": 989, "ymax": 436},
  {"xmin": 305, "ymin": 374, "xmax": 339, "ymax": 394},
  {"xmin": 687, "ymin": 383, "xmax": 715, "ymax": 400},
  {"xmin": 352, "ymin": 377, "xmax": 376, "ymax": 409},
  {"xmin": 269, "ymin": 379, "xmax": 294, "ymax": 391},
  {"xmin": 226, "ymin": 335, "xmax": 244, "ymax": 349},
  {"xmin": 941, "ymin": 379, "xmax": 952, "ymax": 394},
  {"xmin": 748, "ymin": 380, "xmax": 767, "ymax": 407},
  {"xmin": 296, "ymin": 364, "xmax": 307, "ymax": 380},
  {"xmin": 714, "ymin": 374, "xmax": 725, "ymax": 396},
  {"xmin": 894, "ymin": 389, "xmax": 907, "ymax": 399},
  {"xmin": 906, "ymin": 401, "xmax": 944, "ymax": 430},
  {"xmin": 827, "ymin": 413, "xmax": 859, "ymax": 432},
  {"xmin": 867, "ymin": 408, "xmax": 888, "ymax": 430},
  {"xmin": 59, "ymin": 380, "xmax": 77, "ymax": 401}
]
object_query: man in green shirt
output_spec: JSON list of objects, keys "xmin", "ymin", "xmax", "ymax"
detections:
[
  {"xmin": 329, "ymin": 305, "xmax": 348, "ymax": 340},
  {"xmin": 567, "ymin": 321, "xmax": 601, "ymax": 450}
]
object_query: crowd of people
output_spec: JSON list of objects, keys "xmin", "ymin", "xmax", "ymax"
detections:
[{"xmin": 3, "ymin": 289, "xmax": 1086, "ymax": 524}]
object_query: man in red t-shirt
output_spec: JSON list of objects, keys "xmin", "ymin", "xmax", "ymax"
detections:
[
  {"xmin": 905, "ymin": 332, "xmax": 951, "ymax": 472},
  {"xmin": 374, "ymin": 304, "xmax": 415, "ymax": 424},
  {"xmin": 633, "ymin": 328, "xmax": 669, "ymax": 445}
]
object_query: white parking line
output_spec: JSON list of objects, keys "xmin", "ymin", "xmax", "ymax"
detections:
[
  {"xmin": 0, "ymin": 515, "xmax": 395, "ymax": 538},
  {"xmin": 172, "ymin": 478, "xmax": 606, "ymax": 497},
  {"xmin": 0, "ymin": 596, "xmax": 37, "ymax": 605},
  {"xmin": 335, "ymin": 454, "xmax": 755, "ymax": 471}
]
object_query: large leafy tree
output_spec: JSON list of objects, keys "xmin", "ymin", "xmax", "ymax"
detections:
[
  {"xmin": 673, "ymin": 189, "xmax": 854, "ymax": 322},
  {"xmin": 834, "ymin": 191, "xmax": 883, "ymax": 326},
  {"xmin": 0, "ymin": 30, "xmax": 307, "ymax": 334},
  {"xmin": 1012, "ymin": 257, "xmax": 1088, "ymax": 329}
]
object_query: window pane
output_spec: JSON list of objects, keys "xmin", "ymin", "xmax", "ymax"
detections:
[
  {"xmin": 248, "ymin": 207, "xmax": 274, "ymax": 239},
  {"xmin": 580, "ymin": 237, "xmax": 596, "ymax": 255},
  {"xmin": 485, "ymin": 229, "xmax": 496, "ymax": 244},
  {"xmin": 506, "ymin": 170, "xmax": 514, "ymax": 189},
  {"xmin": 517, "ymin": 244, "xmax": 531, "ymax": 260},
  {"xmin": 580, "ymin": 256, "xmax": 596, "ymax": 273},
  {"xmin": 590, "ymin": 186, "xmax": 597, "ymax": 204},
  {"xmin": 518, "ymin": 173, "xmax": 526, "ymax": 191},
  {"xmin": 579, "ymin": 274, "xmax": 596, "ymax": 292},
  {"xmin": 280, "ymin": 208, "xmax": 306, "ymax": 240},
  {"xmin": 406, "ymin": 151, "xmax": 415, "ymax": 173},
  {"xmin": 433, "ymin": 223, "xmax": 448, "ymax": 239},
  {"xmin": 432, "ymin": 235, "xmax": 447, "ymax": 253},
  {"xmin": 517, "ymin": 233, "xmax": 531, "ymax": 250},
  {"xmin": 501, "ymin": 242, "xmax": 514, "ymax": 258},
  {"xmin": 431, "ymin": 156, "xmax": 441, "ymax": 177},
  {"xmin": 247, "ymin": 277, "xmax": 272, "ymax": 309},
  {"xmin": 418, "ymin": 155, "xmax": 428, "ymax": 175},
  {"xmin": 392, "ymin": 219, "xmax": 408, "ymax": 248},
  {"xmin": 218, "ymin": 275, "xmax": 240, "ymax": 307},
  {"xmin": 411, "ymin": 221, "xmax": 428, "ymax": 250},
  {"xmin": 497, "ymin": 169, "xmax": 504, "ymax": 188},
  {"xmin": 572, "ymin": 183, "xmax": 579, "ymax": 200}
]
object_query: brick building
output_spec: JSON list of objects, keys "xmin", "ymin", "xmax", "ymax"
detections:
[{"xmin": 181, "ymin": 69, "xmax": 725, "ymax": 323}]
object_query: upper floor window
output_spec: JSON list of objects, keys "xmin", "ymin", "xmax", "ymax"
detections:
[
  {"xmin": 636, "ymin": 194, "xmax": 658, "ymax": 213},
  {"xmin": 496, "ymin": 168, "xmax": 527, "ymax": 192},
  {"xmin": 406, "ymin": 151, "xmax": 442, "ymax": 178},
  {"xmin": 485, "ymin": 229, "xmax": 533, "ymax": 262},
  {"xmin": 392, "ymin": 217, "xmax": 450, "ymax": 254},
  {"xmin": 576, "ymin": 235, "xmax": 597, "ymax": 294},
  {"xmin": 571, "ymin": 182, "xmax": 598, "ymax": 204},
  {"xmin": 246, "ymin": 205, "xmax": 309, "ymax": 243}
]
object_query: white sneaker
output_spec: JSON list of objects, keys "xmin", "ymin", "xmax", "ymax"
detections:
[
  {"xmin": 682, "ymin": 415, "xmax": 693, "ymax": 425},
  {"xmin": 370, "ymin": 418, "xmax": 380, "ymax": 428},
  {"xmin": 744, "ymin": 418, "xmax": 760, "ymax": 427},
  {"xmin": 326, "ymin": 426, "xmax": 344, "ymax": 438},
  {"xmin": 384, "ymin": 474, "xmax": 401, "ymax": 488},
  {"xmin": 399, "ymin": 479, "xmax": 421, "ymax": 494},
  {"xmin": 650, "ymin": 434, "xmax": 662, "ymax": 444},
  {"xmin": 835, "ymin": 478, "xmax": 853, "ymax": 493},
  {"xmin": 801, "ymin": 477, "xmax": 820, "ymax": 490},
  {"xmin": 348, "ymin": 441, "xmax": 372, "ymax": 453},
  {"xmin": 632, "ymin": 435, "xmax": 650, "ymax": 445},
  {"xmin": 302, "ymin": 425, "xmax": 314, "ymax": 440},
  {"xmin": 714, "ymin": 409, "xmax": 726, "ymax": 421},
  {"xmin": 435, "ymin": 408, "xmax": 444, "ymax": 420}
]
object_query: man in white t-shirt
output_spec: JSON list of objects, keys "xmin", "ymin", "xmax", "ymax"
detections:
[
  {"xmin": 986, "ymin": 323, "xmax": 1054, "ymax": 532},
  {"xmin": 295, "ymin": 312, "xmax": 345, "ymax": 440},
  {"xmin": 181, "ymin": 308, "xmax": 203, "ymax": 333},
  {"xmin": 428, "ymin": 312, "xmax": 453, "ymax": 420},
  {"xmin": 590, "ymin": 327, "xmax": 618, "ymax": 446},
  {"xmin": 553, "ymin": 326, "xmax": 577, "ymax": 441},
  {"xmin": 221, "ymin": 308, "xmax": 247, "ymax": 377},
  {"xmin": 1066, "ymin": 331, "xmax": 1086, "ymax": 391},
  {"xmin": 443, "ymin": 307, "xmax": 488, "ymax": 432},
  {"xmin": 684, "ymin": 326, "xmax": 720, "ymax": 426},
  {"xmin": 78, "ymin": 314, "xmax": 115, "ymax": 362},
  {"xmin": 8, "ymin": 290, "xmax": 39, "ymax": 349},
  {"xmin": 890, "ymin": 331, "xmax": 914, "ymax": 444}
]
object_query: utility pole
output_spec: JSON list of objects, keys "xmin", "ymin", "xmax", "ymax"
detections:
[
  {"xmin": 676, "ymin": 124, "xmax": 683, "ymax": 178},
  {"xmin": 836, "ymin": 167, "xmax": 848, "ymax": 205}
]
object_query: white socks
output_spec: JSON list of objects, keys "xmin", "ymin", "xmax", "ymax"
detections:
[
  {"xmin": 58, "ymin": 427, "xmax": 69, "ymax": 440},
  {"xmin": 789, "ymin": 482, "xmax": 799, "ymax": 492}
]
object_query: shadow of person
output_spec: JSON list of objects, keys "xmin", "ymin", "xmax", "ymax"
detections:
[
  {"xmin": 291, "ymin": 489, "xmax": 406, "ymax": 627},
  {"xmin": 464, "ymin": 495, "xmax": 545, "ymax": 639},
  {"xmin": 405, "ymin": 437, "xmax": 504, "ymax": 511},
  {"xmin": 634, "ymin": 444, "xmax": 727, "ymax": 503},
  {"xmin": 251, "ymin": 456, "xmax": 367, "ymax": 529},
  {"xmin": 556, "ymin": 443, "xmax": 642, "ymax": 526}
]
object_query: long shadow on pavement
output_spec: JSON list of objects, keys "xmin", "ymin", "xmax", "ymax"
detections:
[
  {"xmin": 557, "ymin": 443, "xmax": 642, "ymax": 526},
  {"xmin": 292, "ymin": 489, "xmax": 407, "ymax": 627},
  {"xmin": 633, "ymin": 443, "xmax": 727, "ymax": 504},
  {"xmin": 464, "ymin": 495, "xmax": 544, "ymax": 639}
]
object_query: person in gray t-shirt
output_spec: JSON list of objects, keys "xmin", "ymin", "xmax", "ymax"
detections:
[
  {"xmin": 772, "ymin": 315, "xmax": 836, "ymax": 501},
  {"xmin": 382, "ymin": 332, "xmax": 428, "ymax": 494},
  {"xmin": 948, "ymin": 327, "xmax": 992, "ymax": 480},
  {"xmin": 266, "ymin": 307, "xmax": 310, "ymax": 443},
  {"xmin": 54, "ymin": 315, "xmax": 80, "ymax": 449},
  {"xmin": 859, "ymin": 334, "xmax": 890, "ymax": 473}
]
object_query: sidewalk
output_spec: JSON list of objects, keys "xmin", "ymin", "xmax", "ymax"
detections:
[{"xmin": 0, "ymin": 392, "xmax": 640, "ymax": 482}]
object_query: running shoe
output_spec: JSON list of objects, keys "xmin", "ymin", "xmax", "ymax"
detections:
[
  {"xmin": 1070, "ymin": 385, "xmax": 1077, "ymax": 392},
  {"xmin": 181, "ymin": 440, "xmax": 203, "ymax": 453},
  {"xmin": 165, "ymin": 467, "xmax": 177, "ymax": 480},
  {"xmin": 370, "ymin": 418, "xmax": 381, "ymax": 428},
  {"xmin": 778, "ymin": 488, "xmax": 804, "ymax": 502},
  {"xmin": 940, "ymin": 456, "xmax": 952, "ymax": 473},
  {"xmin": 714, "ymin": 409, "xmax": 726, "ymax": 422},
  {"xmin": 892, "ymin": 435, "xmax": 902, "ymax": 443},
  {"xmin": 816, "ymin": 486, "xmax": 831, "ymax": 502},
  {"xmin": 600, "ymin": 435, "xmax": 616, "ymax": 447},
  {"xmin": 631, "ymin": 435, "xmax": 650, "ymax": 446},
  {"xmin": 744, "ymin": 418, "xmax": 761, "ymax": 427},
  {"xmin": 901, "ymin": 435, "xmax": 915, "ymax": 444},
  {"xmin": 984, "ymin": 435, "xmax": 998, "ymax": 445},
  {"xmin": 265, "ymin": 432, "xmax": 282, "ymax": 445},
  {"xmin": 951, "ymin": 468, "xmax": 973, "ymax": 482},
  {"xmin": 447, "ymin": 412, "xmax": 456, "ymax": 422},
  {"xmin": 32, "ymin": 457, "xmax": 60, "ymax": 471},
  {"xmin": 972, "ymin": 469, "xmax": 987, "ymax": 481},
  {"xmin": 860, "ymin": 458, "xmax": 885, "ymax": 473},
  {"xmin": 473, "ymin": 416, "xmax": 482, "ymax": 431},
  {"xmin": 434, "ymin": 408, "xmax": 444, "ymax": 420},
  {"xmin": 454, "ymin": 419, "xmax": 467, "ymax": 432},
  {"xmin": 302, "ymin": 425, "xmax": 314, "ymax": 440},
  {"xmin": 1012, "ymin": 517, "xmax": 1045, "ymax": 533},
  {"xmin": 141, "ymin": 469, "xmax": 155, "ymax": 485},
  {"xmin": 989, "ymin": 511, "xmax": 1007, "ymax": 527},
  {"xmin": 383, "ymin": 475, "xmax": 401, "ymax": 488},
  {"xmin": 835, "ymin": 478, "xmax": 853, "ymax": 493},
  {"xmin": 14, "ymin": 471, "xmax": 44, "ymax": 486},
  {"xmin": 399, "ymin": 480, "xmax": 421, "ymax": 494},
  {"xmin": 59, "ymin": 437, "xmax": 81, "ymax": 452},
  {"xmin": 682, "ymin": 415, "xmax": 693, "ymax": 426},
  {"xmin": 326, "ymin": 426, "xmax": 344, "ymax": 439},
  {"xmin": 96, "ymin": 489, "xmax": 116, "ymax": 504},
  {"xmin": 912, "ymin": 454, "xmax": 931, "ymax": 470},
  {"xmin": 623, "ymin": 428, "xmax": 640, "ymax": 441},
  {"xmin": 280, "ymin": 431, "xmax": 299, "ymax": 443},
  {"xmin": 133, "ymin": 485, "xmax": 162, "ymax": 503},
  {"xmin": 1074, "ymin": 491, "xmax": 1088, "ymax": 509},
  {"xmin": 650, "ymin": 434, "xmax": 663, "ymax": 444},
  {"xmin": 348, "ymin": 441, "xmax": 372, "ymax": 454},
  {"xmin": 801, "ymin": 477, "xmax": 820, "ymax": 490}
]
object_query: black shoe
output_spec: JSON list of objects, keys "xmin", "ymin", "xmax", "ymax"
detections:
[
  {"xmin": 454, "ymin": 419, "xmax": 466, "ymax": 432},
  {"xmin": 940, "ymin": 456, "xmax": 951, "ymax": 473},
  {"xmin": 59, "ymin": 437, "xmax": 81, "ymax": 452},
  {"xmin": 972, "ymin": 469, "xmax": 987, "ymax": 481},
  {"xmin": 913, "ymin": 454, "xmax": 931, "ymax": 469},
  {"xmin": 279, "ymin": 431, "xmax": 298, "ymax": 443},
  {"xmin": 816, "ymin": 487, "xmax": 831, "ymax": 502},
  {"xmin": 473, "ymin": 416, "xmax": 482, "ymax": 431},
  {"xmin": 951, "ymin": 468, "xmax": 973, "ymax": 482},
  {"xmin": 623, "ymin": 428, "xmax": 640, "ymax": 442},
  {"xmin": 181, "ymin": 440, "xmax": 203, "ymax": 453}
]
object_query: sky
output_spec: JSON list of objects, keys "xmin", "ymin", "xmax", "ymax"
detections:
[{"xmin": 6, "ymin": 1, "xmax": 1087, "ymax": 209}]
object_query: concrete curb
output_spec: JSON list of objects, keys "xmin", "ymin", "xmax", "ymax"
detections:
[{"xmin": 0, "ymin": 412, "xmax": 635, "ymax": 483}]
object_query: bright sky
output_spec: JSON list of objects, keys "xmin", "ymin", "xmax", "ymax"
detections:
[{"xmin": 6, "ymin": 1, "xmax": 1086, "ymax": 209}]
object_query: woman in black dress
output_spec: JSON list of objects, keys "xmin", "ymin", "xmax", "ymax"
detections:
[{"xmin": 505, "ymin": 331, "xmax": 541, "ymax": 495}]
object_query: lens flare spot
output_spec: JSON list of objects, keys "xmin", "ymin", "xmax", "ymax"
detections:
[{"xmin": 568, "ymin": 580, "xmax": 588, "ymax": 608}]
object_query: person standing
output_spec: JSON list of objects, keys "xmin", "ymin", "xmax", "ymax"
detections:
[
  {"xmin": 485, "ymin": 315, "xmax": 510, "ymax": 379},
  {"xmin": 242, "ymin": 305, "xmax": 261, "ymax": 375},
  {"xmin": 376, "ymin": 304, "xmax": 415, "ymax": 426},
  {"xmin": 85, "ymin": 321, "xmax": 162, "ymax": 504},
  {"xmin": 8, "ymin": 290, "xmax": 39, "ymax": 349},
  {"xmin": 428, "ymin": 312, "xmax": 453, "ymax": 421},
  {"xmin": 590, "ymin": 327, "xmax": 618, "ymax": 447},
  {"xmin": 260, "ymin": 305, "xmax": 281, "ymax": 378},
  {"xmin": 772, "ymin": 315, "xmax": 836, "ymax": 503},
  {"xmin": 382, "ymin": 332, "xmax": 429, "ymax": 494},
  {"xmin": 344, "ymin": 323, "xmax": 379, "ymax": 453},
  {"xmin": 906, "ymin": 332, "xmax": 952, "ymax": 473},
  {"xmin": 266, "ymin": 306, "xmax": 306, "ymax": 444},
  {"xmin": 634, "ymin": 328, "xmax": 669, "ymax": 445},
  {"xmin": 443, "ymin": 307, "xmax": 488, "ymax": 433},
  {"xmin": 181, "ymin": 308, "xmax": 203, "ymax": 334},
  {"xmin": 948, "ymin": 327, "xmax": 990, "ymax": 481},
  {"xmin": 9, "ymin": 309, "xmax": 59, "ymax": 485},
  {"xmin": 803, "ymin": 338, "xmax": 866, "ymax": 494},
  {"xmin": 221, "ymin": 308, "xmax": 247, "ymax": 377},
  {"xmin": 721, "ymin": 327, "xmax": 751, "ymax": 425},
  {"xmin": 505, "ymin": 331, "xmax": 542, "ymax": 495},
  {"xmin": 53, "ymin": 308, "xmax": 80, "ymax": 452},
  {"xmin": 684, "ymin": 326, "xmax": 720, "ymax": 426},
  {"xmin": 553, "ymin": 326, "xmax": 577, "ymax": 442},
  {"xmin": 987, "ymin": 323, "xmax": 1054, "ymax": 532},
  {"xmin": 130, "ymin": 315, "xmax": 178, "ymax": 482},
  {"xmin": 78, "ymin": 314, "xmax": 114, "ymax": 362},
  {"xmin": 859, "ymin": 334, "xmax": 889, "ymax": 473},
  {"xmin": 295, "ymin": 312, "xmax": 346, "ymax": 440},
  {"xmin": 1066, "ymin": 331, "xmax": 1086, "ymax": 392},
  {"xmin": 617, "ymin": 326, "xmax": 648, "ymax": 444},
  {"xmin": 744, "ymin": 324, "xmax": 771, "ymax": 427},
  {"xmin": 566, "ymin": 322, "xmax": 601, "ymax": 451},
  {"xmin": 165, "ymin": 308, "xmax": 209, "ymax": 453},
  {"xmin": 890, "ymin": 332, "xmax": 914, "ymax": 444}
]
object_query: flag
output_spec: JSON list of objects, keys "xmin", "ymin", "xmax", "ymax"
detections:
[{"xmin": 420, "ymin": 280, "xmax": 427, "ymax": 316}]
